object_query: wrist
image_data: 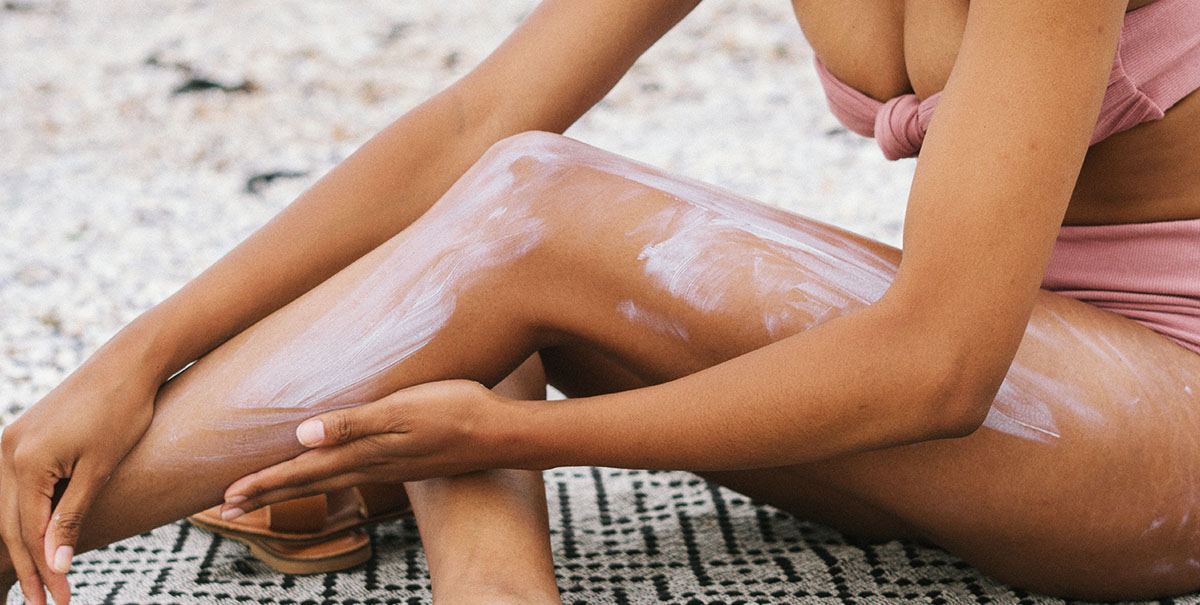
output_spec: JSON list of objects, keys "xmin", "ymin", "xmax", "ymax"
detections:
[
  {"xmin": 486, "ymin": 398, "xmax": 556, "ymax": 472},
  {"xmin": 87, "ymin": 307, "xmax": 189, "ymax": 386}
]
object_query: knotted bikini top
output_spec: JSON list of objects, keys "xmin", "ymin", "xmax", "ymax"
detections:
[{"xmin": 814, "ymin": 0, "xmax": 1200, "ymax": 160}]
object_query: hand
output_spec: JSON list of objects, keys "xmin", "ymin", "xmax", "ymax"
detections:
[
  {"xmin": 1, "ymin": 356, "xmax": 157, "ymax": 605},
  {"xmin": 220, "ymin": 380, "xmax": 511, "ymax": 519}
]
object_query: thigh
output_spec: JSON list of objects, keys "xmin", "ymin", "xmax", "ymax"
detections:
[{"xmin": 824, "ymin": 294, "xmax": 1200, "ymax": 599}]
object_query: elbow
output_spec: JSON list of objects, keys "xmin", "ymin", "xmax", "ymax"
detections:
[
  {"xmin": 855, "ymin": 290, "xmax": 1024, "ymax": 444},
  {"xmin": 918, "ymin": 351, "xmax": 1009, "ymax": 440},
  {"xmin": 933, "ymin": 392, "xmax": 994, "ymax": 440}
]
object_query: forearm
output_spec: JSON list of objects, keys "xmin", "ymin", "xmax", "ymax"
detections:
[{"xmin": 513, "ymin": 299, "xmax": 1000, "ymax": 472}]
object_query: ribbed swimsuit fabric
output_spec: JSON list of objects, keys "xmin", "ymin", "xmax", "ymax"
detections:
[
  {"xmin": 811, "ymin": 0, "xmax": 1200, "ymax": 354},
  {"xmin": 1044, "ymin": 219, "xmax": 1200, "ymax": 354}
]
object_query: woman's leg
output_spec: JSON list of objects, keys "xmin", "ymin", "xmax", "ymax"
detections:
[
  {"xmin": 3, "ymin": 132, "xmax": 1198, "ymax": 601},
  {"xmin": 407, "ymin": 355, "xmax": 561, "ymax": 603}
]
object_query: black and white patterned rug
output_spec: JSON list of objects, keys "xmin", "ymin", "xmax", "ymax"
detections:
[{"xmin": 10, "ymin": 467, "xmax": 1188, "ymax": 604}]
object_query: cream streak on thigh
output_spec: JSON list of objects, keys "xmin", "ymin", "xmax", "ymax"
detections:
[
  {"xmin": 497, "ymin": 136, "xmax": 897, "ymax": 339},
  {"xmin": 544, "ymin": 138, "xmax": 896, "ymax": 300},
  {"xmin": 630, "ymin": 203, "xmax": 889, "ymax": 339},
  {"xmin": 978, "ymin": 296, "xmax": 1200, "ymax": 577},
  {"xmin": 616, "ymin": 299, "xmax": 691, "ymax": 342}
]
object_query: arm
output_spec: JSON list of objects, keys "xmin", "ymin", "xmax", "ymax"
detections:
[{"xmin": 512, "ymin": 0, "xmax": 1129, "ymax": 471}]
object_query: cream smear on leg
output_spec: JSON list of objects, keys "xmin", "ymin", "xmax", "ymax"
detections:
[
  {"xmin": 629, "ymin": 202, "xmax": 891, "ymax": 339},
  {"xmin": 491, "ymin": 135, "xmax": 896, "ymax": 340},
  {"xmin": 984, "ymin": 303, "xmax": 1200, "ymax": 446},
  {"xmin": 160, "ymin": 151, "xmax": 551, "ymax": 465},
  {"xmin": 983, "ymin": 299, "xmax": 1200, "ymax": 575},
  {"xmin": 522, "ymin": 137, "xmax": 1199, "ymax": 476},
  {"xmin": 616, "ymin": 299, "xmax": 691, "ymax": 342}
]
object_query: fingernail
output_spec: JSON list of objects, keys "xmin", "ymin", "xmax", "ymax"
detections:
[
  {"xmin": 52, "ymin": 545, "xmax": 73, "ymax": 574},
  {"xmin": 221, "ymin": 508, "xmax": 245, "ymax": 522},
  {"xmin": 225, "ymin": 494, "xmax": 246, "ymax": 506},
  {"xmin": 296, "ymin": 419, "xmax": 324, "ymax": 446}
]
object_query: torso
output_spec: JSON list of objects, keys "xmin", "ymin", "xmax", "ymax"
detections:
[{"xmin": 793, "ymin": 0, "xmax": 1200, "ymax": 226}]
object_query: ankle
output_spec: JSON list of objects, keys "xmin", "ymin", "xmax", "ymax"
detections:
[
  {"xmin": 432, "ymin": 567, "xmax": 561, "ymax": 605},
  {"xmin": 433, "ymin": 583, "xmax": 562, "ymax": 605}
]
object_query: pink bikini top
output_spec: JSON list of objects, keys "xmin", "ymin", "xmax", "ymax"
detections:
[{"xmin": 814, "ymin": 0, "xmax": 1200, "ymax": 160}]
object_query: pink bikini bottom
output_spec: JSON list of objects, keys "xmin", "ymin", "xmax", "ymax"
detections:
[{"xmin": 1042, "ymin": 217, "xmax": 1200, "ymax": 354}]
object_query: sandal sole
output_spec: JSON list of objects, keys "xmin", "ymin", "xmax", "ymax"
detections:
[{"xmin": 188, "ymin": 515, "xmax": 372, "ymax": 575}]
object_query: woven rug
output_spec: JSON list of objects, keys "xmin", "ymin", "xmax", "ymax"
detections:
[{"xmin": 1, "ymin": 467, "xmax": 1180, "ymax": 604}]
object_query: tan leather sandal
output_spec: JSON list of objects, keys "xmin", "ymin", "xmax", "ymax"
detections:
[{"xmin": 187, "ymin": 483, "xmax": 411, "ymax": 574}]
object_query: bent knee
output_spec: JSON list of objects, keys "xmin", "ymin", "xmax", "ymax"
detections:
[
  {"xmin": 434, "ymin": 131, "xmax": 589, "ymax": 219},
  {"xmin": 485, "ymin": 130, "xmax": 577, "ymax": 159},
  {"xmin": 474, "ymin": 131, "xmax": 591, "ymax": 180},
  {"xmin": 436, "ymin": 131, "xmax": 663, "ymax": 234},
  {"xmin": 470, "ymin": 131, "xmax": 655, "ymax": 197}
]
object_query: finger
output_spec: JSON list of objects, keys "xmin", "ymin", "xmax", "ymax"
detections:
[
  {"xmin": 295, "ymin": 395, "xmax": 411, "ymax": 448},
  {"xmin": 2, "ymin": 474, "xmax": 47, "ymax": 605},
  {"xmin": 226, "ymin": 473, "xmax": 369, "ymax": 521},
  {"xmin": 44, "ymin": 459, "xmax": 106, "ymax": 578},
  {"xmin": 3, "ymin": 529, "xmax": 46, "ymax": 605},
  {"xmin": 16, "ymin": 468, "xmax": 69, "ymax": 604},
  {"xmin": 224, "ymin": 441, "xmax": 380, "ymax": 507},
  {"xmin": 223, "ymin": 439, "xmax": 391, "ymax": 514}
]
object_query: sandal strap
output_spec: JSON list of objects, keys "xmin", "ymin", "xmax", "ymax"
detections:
[
  {"xmin": 267, "ymin": 493, "xmax": 328, "ymax": 533},
  {"xmin": 354, "ymin": 483, "xmax": 410, "ymax": 519},
  {"xmin": 261, "ymin": 484, "xmax": 408, "ymax": 534}
]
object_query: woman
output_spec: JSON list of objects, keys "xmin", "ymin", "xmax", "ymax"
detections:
[{"xmin": 4, "ymin": 0, "xmax": 1200, "ymax": 602}]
